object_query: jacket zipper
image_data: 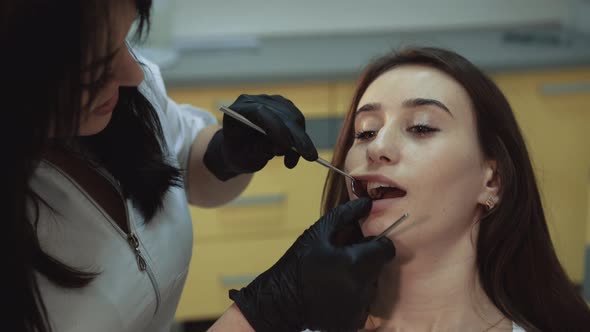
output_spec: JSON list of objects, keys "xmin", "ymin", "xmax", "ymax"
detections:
[
  {"xmin": 101, "ymin": 170, "xmax": 162, "ymax": 316},
  {"xmin": 127, "ymin": 232, "xmax": 147, "ymax": 271},
  {"xmin": 124, "ymin": 225, "xmax": 162, "ymax": 316},
  {"xmin": 43, "ymin": 160, "xmax": 162, "ymax": 315}
]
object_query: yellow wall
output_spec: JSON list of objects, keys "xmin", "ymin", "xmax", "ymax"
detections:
[
  {"xmin": 168, "ymin": 84, "xmax": 336, "ymax": 320},
  {"xmin": 588, "ymin": 178, "xmax": 590, "ymax": 251},
  {"xmin": 168, "ymin": 66, "xmax": 590, "ymax": 320},
  {"xmin": 491, "ymin": 68, "xmax": 590, "ymax": 282}
]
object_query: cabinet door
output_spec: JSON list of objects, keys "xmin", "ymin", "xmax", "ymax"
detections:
[
  {"xmin": 492, "ymin": 68, "xmax": 590, "ymax": 283},
  {"xmin": 168, "ymin": 83, "xmax": 342, "ymax": 320},
  {"xmin": 189, "ymin": 151, "xmax": 332, "ymax": 241},
  {"xmin": 177, "ymin": 151, "xmax": 333, "ymax": 320},
  {"xmin": 332, "ymin": 81, "xmax": 356, "ymax": 116},
  {"xmin": 175, "ymin": 235, "xmax": 296, "ymax": 321},
  {"xmin": 168, "ymin": 83, "xmax": 333, "ymax": 121}
]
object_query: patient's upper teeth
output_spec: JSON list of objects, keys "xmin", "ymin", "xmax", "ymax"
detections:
[{"xmin": 367, "ymin": 182, "xmax": 392, "ymax": 191}]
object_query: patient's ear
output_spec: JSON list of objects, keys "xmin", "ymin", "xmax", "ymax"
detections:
[{"xmin": 477, "ymin": 160, "xmax": 500, "ymax": 210}]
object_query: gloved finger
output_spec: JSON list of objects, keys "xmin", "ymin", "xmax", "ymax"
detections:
[
  {"xmin": 268, "ymin": 94, "xmax": 300, "ymax": 113},
  {"xmin": 330, "ymin": 205, "xmax": 369, "ymax": 246},
  {"xmin": 222, "ymin": 114, "xmax": 269, "ymax": 141},
  {"xmin": 284, "ymin": 121, "xmax": 318, "ymax": 162},
  {"xmin": 324, "ymin": 197, "xmax": 372, "ymax": 234},
  {"xmin": 348, "ymin": 236, "xmax": 396, "ymax": 276},
  {"xmin": 359, "ymin": 290, "xmax": 376, "ymax": 330},
  {"xmin": 251, "ymin": 109, "xmax": 296, "ymax": 152},
  {"xmin": 359, "ymin": 235, "xmax": 376, "ymax": 243},
  {"xmin": 256, "ymin": 94, "xmax": 300, "ymax": 122},
  {"xmin": 261, "ymin": 95, "xmax": 307, "ymax": 133},
  {"xmin": 330, "ymin": 220, "xmax": 363, "ymax": 247},
  {"xmin": 283, "ymin": 149, "xmax": 300, "ymax": 169}
]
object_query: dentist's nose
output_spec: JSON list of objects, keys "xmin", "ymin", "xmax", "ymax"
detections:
[{"xmin": 114, "ymin": 45, "xmax": 144, "ymax": 87}]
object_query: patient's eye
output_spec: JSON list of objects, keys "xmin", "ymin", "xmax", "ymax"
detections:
[
  {"xmin": 408, "ymin": 124, "xmax": 439, "ymax": 137},
  {"xmin": 354, "ymin": 130, "xmax": 377, "ymax": 141}
]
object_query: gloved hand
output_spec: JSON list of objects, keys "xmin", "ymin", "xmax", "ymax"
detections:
[
  {"xmin": 203, "ymin": 94, "xmax": 318, "ymax": 181},
  {"xmin": 229, "ymin": 197, "xmax": 396, "ymax": 332}
]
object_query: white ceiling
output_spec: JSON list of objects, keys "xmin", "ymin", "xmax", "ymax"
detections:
[
  {"xmin": 138, "ymin": 0, "xmax": 590, "ymax": 84},
  {"xmin": 161, "ymin": 0, "xmax": 569, "ymax": 40}
]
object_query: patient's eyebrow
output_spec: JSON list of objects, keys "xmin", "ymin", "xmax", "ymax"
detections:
[
  {"xmin": 355, "ymin": 102, "xmax": 381, "ymax": 114},
  {"xmin": 402, "ymin": 98, "xmax": 453, "ymax": 117}
]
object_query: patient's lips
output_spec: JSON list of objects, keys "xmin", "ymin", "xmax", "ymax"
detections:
[
  {"xmin": 366, "ymin": 182, "xmax": 407, "ymax": 200},
  {"xmin": 351, "ymin": 178, "xmax": 369, "ymax": 198},
  {"xmin": 354, "ymin": 174, "xmax": 407, "ymax": 214}
]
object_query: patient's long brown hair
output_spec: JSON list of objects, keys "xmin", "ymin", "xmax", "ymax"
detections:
[{"xmin": 322, "ymin": 47, "xmax": 590, "ymax": 331}]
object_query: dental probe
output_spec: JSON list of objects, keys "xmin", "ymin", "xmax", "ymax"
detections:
[
  {"xmin": 218, "ymin": 106, "xmax": 367, "ymax": 197},
  {"xmin": 373, "ymin": 213, "xmax": 409, "ymax": 241}
]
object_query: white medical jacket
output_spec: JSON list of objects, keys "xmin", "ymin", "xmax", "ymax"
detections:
[{"xmin": 30, "ymin": 58, "xmax": 215, "ymax": 332}]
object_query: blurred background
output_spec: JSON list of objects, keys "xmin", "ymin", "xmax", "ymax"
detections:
[{"xmin": 134, "ymin": 0, "xmax": 590, "ymax": 330}]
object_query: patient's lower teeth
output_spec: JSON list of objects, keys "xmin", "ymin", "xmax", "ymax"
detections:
[
  {"xmin": 369, "ymin": 186, "xmax": 407, "ymax": 200},
  {"xmin": 369, "ymin": 188, "xmax": 384, "ymax": 200}
]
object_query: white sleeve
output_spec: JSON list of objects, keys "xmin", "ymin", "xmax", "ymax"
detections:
[{"xmin": 136, "ymin": 54, "xmax": 217, "ymax": 170}]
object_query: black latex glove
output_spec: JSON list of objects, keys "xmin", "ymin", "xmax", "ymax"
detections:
[
  {"xmin": 203, "ymin": 94, "xmax": 318, "ymax": 181},
  {"xmin": 229, "ymin": 197, "xmax": 396, "ymax": 332}
]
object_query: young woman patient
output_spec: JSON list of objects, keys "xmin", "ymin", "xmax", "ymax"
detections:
[{"xmin": 322, "ymin": 47, "xmax": 590, "ymax": 331}]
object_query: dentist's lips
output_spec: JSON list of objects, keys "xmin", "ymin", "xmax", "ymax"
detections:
[
  {"xmin": 353, "ymin": 174, "xmax": 407, "ymax": 215},
  {"xmin": 93, "ymin": 89, "xmax": 119, "ymax": 116}
]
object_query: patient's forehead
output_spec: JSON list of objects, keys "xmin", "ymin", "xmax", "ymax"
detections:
[{"xmin": 359, "ymin": 65, "xmax": 473, "ymax": 120}]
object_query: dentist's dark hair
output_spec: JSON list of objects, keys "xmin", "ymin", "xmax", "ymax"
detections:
[
  {"xmin": 322, "ymin": 46, "xmax": 590, "ymax": 331},
  {"xmin": 1, "ymin": 1, "xmax": 182, "ymax": 331}
]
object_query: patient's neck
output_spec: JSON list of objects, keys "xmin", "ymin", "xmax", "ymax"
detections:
[{"xmin": 368, "ymin": 229, "xmax": 508, "ymax": 332}]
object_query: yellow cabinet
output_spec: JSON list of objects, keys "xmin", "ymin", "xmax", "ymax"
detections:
[
  {"xmin": 171, "ymin": 67, "xmax": 590, "ymax": 321},
  {"xmin": 177, "ymin": 152, "xmax": 333, "ymax": 320},
  {"xmin": 168, "ymin": 82, "xmax": 334, "ymax": 122},
  {"xmin": 332, "ymin": 82, "xmax": 355, "ymax": 116},
  {"xmin": 170, "ymin": 83, "xmax": 337, "ymax": 320},
  {"xmin": 175, "ymin": 235, "xmax": 296, "ymax": 320},
  {"xmin": 176, "ymin": 144, "xmax": 333, "ymax": 319},
  {"xmin": 188, "ymin": 151, "xmax": 331, "ymax": 242}
]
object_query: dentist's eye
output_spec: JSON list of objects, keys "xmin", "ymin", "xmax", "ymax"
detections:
[
  {"xmin": 408, "ymin": 124, "xmax": 439, "ymax": 137},
  {"xmin": 354, "ymin": 130, "xmax": 377, "ymax": 140},
  {"xmin": 81, "ymin": 69, "xmax": 114, "ymax": 90}
]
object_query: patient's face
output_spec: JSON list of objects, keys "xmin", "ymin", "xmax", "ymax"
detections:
[{"xmin": 344, "ymin": 65, "xmax": 490, "ymax": 255}]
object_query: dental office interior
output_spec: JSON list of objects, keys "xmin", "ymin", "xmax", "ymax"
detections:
[{"xmin": 137, "ymin": 0, "xmax": 590, "ymax": 331}]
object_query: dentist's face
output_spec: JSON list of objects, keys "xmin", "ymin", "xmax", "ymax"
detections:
[
  {"xmin": 78, "ymin": 0, "xmax": 144, "ymax": 136},
  {"xmin": 344, "ymin": 65, "xmax": 492, "ymax": 256}
]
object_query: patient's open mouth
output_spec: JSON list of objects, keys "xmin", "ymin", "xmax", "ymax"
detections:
[{"xmin": 366, "ymin": 182, "xmax": 407, "ymax": 200}]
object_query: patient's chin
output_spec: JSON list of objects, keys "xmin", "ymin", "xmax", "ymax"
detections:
[{"xmin": 360, "ymin": 216, "xmax": 389, "ymax": 237}]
